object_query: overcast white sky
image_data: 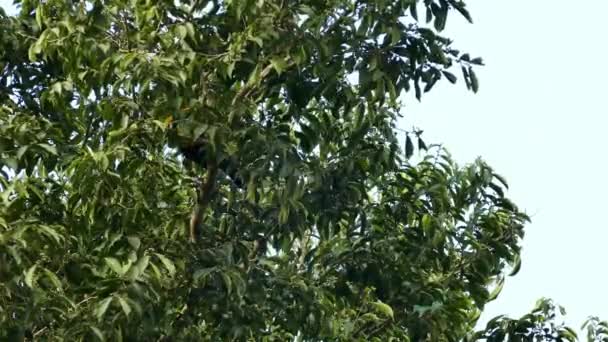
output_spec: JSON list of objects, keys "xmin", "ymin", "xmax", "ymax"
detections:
[{"xmin": 2, "ymin": 0, "xmax": 607, "ymax": 331}]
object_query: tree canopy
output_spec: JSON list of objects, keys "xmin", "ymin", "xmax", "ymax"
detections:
[{"xmin": 0, "ymin": 0, "xmax": 603, "ymax": 340}]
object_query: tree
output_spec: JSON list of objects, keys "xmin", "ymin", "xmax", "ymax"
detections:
[{"xmin": 0, "ymin": 0, "xmax": 600, "ymax": 340}]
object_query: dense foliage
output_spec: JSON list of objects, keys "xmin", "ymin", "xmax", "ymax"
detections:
[{"xmin": 0, "ymin": 0, "xmax": 603, "ymax": 340}]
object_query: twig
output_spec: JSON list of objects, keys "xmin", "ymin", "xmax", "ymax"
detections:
[{"xmin": 33, "ymin": 326, "xmax": 48, "ymax": 338}]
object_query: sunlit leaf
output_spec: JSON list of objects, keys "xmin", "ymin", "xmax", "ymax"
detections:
[
  {"xmin": 95, "ymin": 297, "xmax": 113, "ymax": 321},
  {"xmin": 371, "ymin": 301, "xmax": 394, "ymax": 319},
  {"xmin": 37, "ymin": 143, "xmax": 57, "ymax": 155},
  {"xmin": 105, "ymin": 257, "xmax": 125, "ymax": 276},
  {"xmin": 116, "ymin": 295, "xmax": 132, "ymax": 317},
  {"xmin": 24, "ymin": 265, "xmax": 37, "ymax": 288},
  {"xmin": 155, "ymin": 253, "xmax": 176, "ymax": 276}
]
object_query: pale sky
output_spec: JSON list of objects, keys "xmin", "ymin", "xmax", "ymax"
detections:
[
  {"xmin": 403, "ymin": 0, "xmax": 608, "ymax": 328},
  {"xmin": 2, "ymin": 0, "xmax": 607, "ymax": 331}
]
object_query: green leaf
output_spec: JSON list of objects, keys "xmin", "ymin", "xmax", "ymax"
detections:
[
  {"xmin": 89, "ymin": 326, "xmax": 105, "ymax": 341},
  {"xmin": 371, "ymin": 301, "xmax": 394, "ymax": 319},
  {"xmin": 116, "ymin": 295, "xmax": 132, "ymax": 317},
  {"xmin": 193, "ymin": 267, "xmax": 215, "ymax": 282},
  {"xmin": 418, "ymin": 137, "xmax": 427, "ymax": 151},
  {"xmin": 98, "ymin": 43, "xmax": 111, "ymax": 54},
  {"xmin": 453, "ymin": 2, "xmax": 473, "ymax": 23},
  {"xmin": 185, "ymin": 22, "xmax": 195, "ymax": 38},
  {"xmin": 98, "ymin": 153, "xmax": 109, "ymax": 171},
  {"xmin": 249, "ymin": 35, "xmax": 264, "ymax": 47},
  {"xmin": 360, "ymin": 312, "xmax": 381, "ymax": 322},
  {"xmin": 413, "ymin": 301, "xmax": 443, "ymax": 316},
  {"xmin": 175, "ymin": 25, "xmax": 187, "ymax": 39},
  {"xmin": 221, "ymin": 271, "xmax": 233, "ymax": 295},
  {"xmin": 28, "ymin": 43, "xmax": 42, "ymax": 62},
  {"xmin": 3, "ymin": 157, "xmax": 18, "ymax": 170},
  {"xmin": 51, "ymin": 81, "xmax": 63, "ymax": 95},
  {"xmin": 442, "ymin": 71, "xmax": 457, "ymax": 84},
  {"xmin": 35, "ymin": 6, "xmax": 43, "ymax": 28},
  {"xmin": 270, "ymin": 57, "xmax": 288, "ymax": 75},
  {"xmin": 559, "ymin": 327, "xmax": 578, "ymax": 342},
  {"xmin": 246, "ymin": 177, "xmax": 257, "ymax": 203},
  {"xmin": 24, "ymin": 264, "xmax": 37, "ymax": 288},
  {"xmin": 488, "ymin": 180, "xmax": 504, "ymax": 197},
  {"xmin": 127, "ymin": 254, "xmax": 150, "ymax": 281},
  {"xmin": 226, "ymin": 62, "xmax": 235, "ymax": 78},
  {"xmin": 127, "ymin": 236, "xmax": 141, "ymax": 250},
  {"xmin": 423, "ymin": 76, "xmax": 438, "ymax": 93},
  {"xmin": 405, "ymin": 135, "xmax": 414, "ymax": 158},
  {"xmin": 414, "ymin": 79, "xmax": 422, "ymax": 101},
  {"xmin": 278, "ymin": 205, "xmax": 289, "ymax": 224},
  {"xmin": 509, "ymin": 254, "xmax": 522, "ymax": 276},
  {"xmin": 298, "ymin": 4, "xmax": 315, "ymax": 15},
  {"xmin": 488, "ymin": 276, "xmax": 505, "ymax": 301},
  {"xmin": 433, "ymin": 5, "xmax": 447, "ymax": 31},
  {"xmin": 471, "ymin": 57, "xmax": 484, "ymax": 65},
  {"xmin": 154, "ymin": 253, "xmax": 176, "ymax": 276},
  {"xmin": 493, "ymin": 172, "xmax": 510, "ymax": 189},
  {"xmin": 38, "ymin": 225, "xmax": 63, "ymax": 243},
  {"xmin": 409, "ymin": 2, "xmax": 418, "ymax": 20},
  {"xmin": 469, "ymin": 67, "xmax": 479, "ymax": 93},
  {"xmin": 104, "ymin": 257, "xmax": 125, "ymax": 276},
  {"xmin": 425, "ymin": 6, "xmax": 433, "ymax": 23},
  {"xmin": 95, "ymin": 297, "xmax": 113, "ymax": 321},
  {"xmin": 230, "ymin": 270, "xmax": 246, "ymax": 297},
  {"xmin": 192, "ymin": 123, "xmax": 208, "ymax": 141},
  {"xmin": 421, "ymin": 214, "xmax": 432, "ymax": 230},
  {"xmin": 43, "ymin": 268, "xmax": 63, "ymax": 291},
  {"xmin": 16, "ymin": 145, "xmax": 29, "ymax": 159},
  {"xmin": 390, "ymin": 26, "xmax": 401, "ymax": 45},
  {"xmin": 461, "ymin": 66, "xmax": 471, "ymax": 90},
  {"xmin": 37, "ymin": 143, "xmax": 58, "ymax": 155}
]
